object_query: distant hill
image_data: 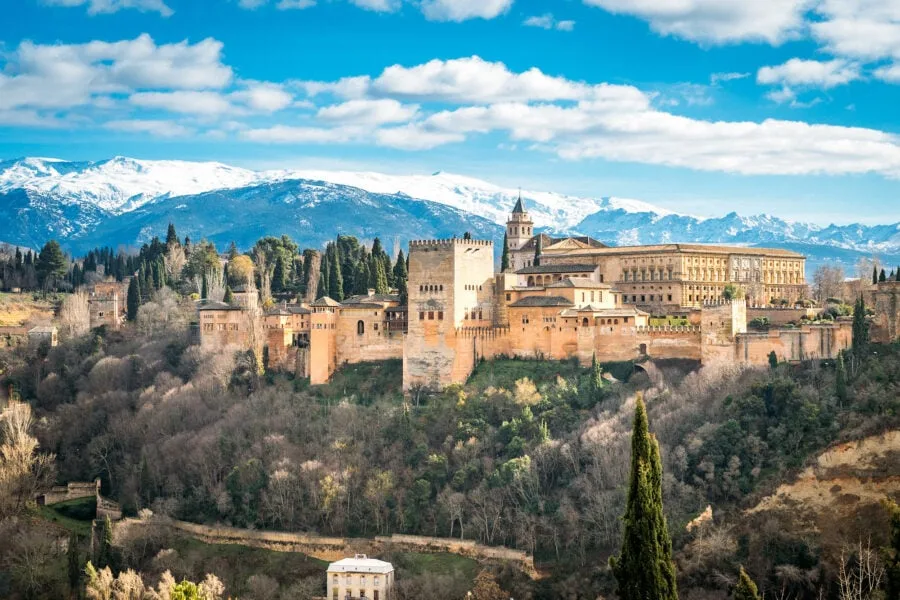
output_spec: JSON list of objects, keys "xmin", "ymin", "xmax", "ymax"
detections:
[{"xmin": 1, "ymin": 156, "xmax": 898, "ymax": 271}]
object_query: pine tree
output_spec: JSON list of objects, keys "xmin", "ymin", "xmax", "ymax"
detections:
[
  {"xmin": 501, "ymin": 232, "xmax": 510, "ymax": 272},
  {"xmin": 36, "ymin": 240, "xmax": 68, "ymax": 290},
  {"xmin": 533, "ymin": 235, "xmax": 543, "ymax": 267},
  {"xmin": 166, "ymin": 223, "xmax": 179, "ymax": 247},
  {"xmin": 126, "ymin": 276, "xmax": 141, "ymax": 321},
  {"xmin": 67, "ymin": 532, "xmax": 81, "ymax": 593},
  {"xmin": 880, "ymin": 268, "xmax": 887, "ymax": 282},
  {"xmin": 329, "ymin": 243, "xmax": 344, "ymax": 301},
  {"xmin": 609, "ymin": 395, "xmax": 678, "ymax": 600},
  {"xmin": 835, "ymin": 351, "xmax": 848, "ymax": 404},
  {"xmin": 732, "ymin": 567, "xmax": 761, "ymax": 600},
  {"xmin": 223, "ymin": 285, "xmax": 234, "ymax": 304}
]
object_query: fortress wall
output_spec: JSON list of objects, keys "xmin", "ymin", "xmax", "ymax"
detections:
[
  {"xmin": 747, "ymin": 306, "xmax": 819, "ymax": 326},
  {"xmin": 872, "ymin": 282, "xmax": 900, "ymax": 343},
  {"xmin": 335, "ymin": 309, "xmax": 404, "ymax": 366},
  {"xmin": 736, "ymin": 322, "xmax": 851, "ymax": 365},
  {"xmin": 310, "ymin": 311, "xmax": 338, "ymax": 385}
]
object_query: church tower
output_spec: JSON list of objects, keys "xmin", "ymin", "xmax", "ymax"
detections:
[{"xmin": 506, "ymin": 192, "xmax": 534, "ymax": 251}]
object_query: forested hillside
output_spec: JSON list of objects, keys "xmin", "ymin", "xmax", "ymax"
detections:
[{"xmin": 1, "ymin": 287, "xmax": 899, "ymax": 598}]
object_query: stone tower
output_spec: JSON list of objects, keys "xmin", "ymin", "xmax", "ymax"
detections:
[
  {"xmin": 403, "ymin": 238, "xmax": 495, "ymax": 391},
  {"xmin": 506, "ymin": 192, "xmax": 534, "ymax": 252}
]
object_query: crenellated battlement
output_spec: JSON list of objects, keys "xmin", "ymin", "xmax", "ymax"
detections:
[
  {"xmin": 701, "ymin": 298, "xmax": 745, "ymax": 308},
  {"xmin": 455, "ymin": 325, "xmax": 511, "ymax": 338},
  {"xmin": 409, "ymin": 238, "xmax": 494, "ymax": 250},
  {"xmin": 636, "ymin": 325, "xmax": 701, "ymax": 335}
]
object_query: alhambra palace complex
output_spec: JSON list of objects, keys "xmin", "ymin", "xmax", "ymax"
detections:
[{"xmin": 116, "ymin": 198, "xmax": 898, "ymax": 391}]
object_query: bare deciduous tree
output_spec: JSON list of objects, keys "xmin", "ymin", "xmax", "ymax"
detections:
[
  {"xmin": 59, "ymin": 289, "xmax": 90, "ymax": 338},
  {"xmin": 838, "ymin": 539, "xmax": 884, "ymax": 600},
  {"xmin": 0, "ymin": 401, "xmax": 56, "ymax": 518},
  {"xmin": 813, "ymin": 265, "xmax": 846, "ymax": 304}
]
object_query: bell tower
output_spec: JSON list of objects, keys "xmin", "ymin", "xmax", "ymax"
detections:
[{"xmin": 506, "ymin": 192, "xmax": 534, "ymax": 251}]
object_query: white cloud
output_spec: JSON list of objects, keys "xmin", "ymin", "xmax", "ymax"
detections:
[
  {"xmin": 0, "ymin": 35, "xmax": 232, "ymax": 112},
  {"xmin": 523, "ymin": 14, "xmax": 576, "ymax": 31},
  {"xmin": 765, "ymin": 87, "xmax": 797, "ymax": 104},
  {"xmin": 811, "ymin": 0, "xmax": 900, "ymax": 60},
  {"xmin": 232, "ymin": 82, "xmax": 294, "ymax": 111},
  {"xmin": 376, "ymin": 125, "xmax": 465, "ymax": 149},
  {"xmin": 241, "ymin": 126, "xmax": 359, "ymax": 143},
  {"xmin": 582, "ymin": 0, "xmax": 809, "ymax": 44},
  {"xmin": 757, "ymin": 58, "xmax": 861, "ymax": 88},
  {"xmin": 303, "ymin": 56, "xmax": 636, "ymax": 105},
  {"xmin": 42, "ymin": 0, "xmax": 173, "ymax": 16},
  {"xmin": 420, "ymin": 0, "xmax": 512, "ymax": 22},
  {"xmin": 317, "ymin": 99, "xmax": 419, "ymax": 125},
  {"xmin": 349, "ymin": 0, "xmax": 400, "ymax": 11},
  {"xmin": 874, "ymin": 62, "xmax": 900, "ymax": 82},
  {"xmin": 277, "ymin": 0, "xmax": 317, "ymax": 7},
  {"xmin": 105, "ymin": 119, "xmax": 191, "ymax": 137},
  {"xmin": 130, "ymin": 91, "xmax": 234, "ymax": 115},
  {"xmin": 710, "ymin": 71, "xmax": 750, "ymax": 85}
]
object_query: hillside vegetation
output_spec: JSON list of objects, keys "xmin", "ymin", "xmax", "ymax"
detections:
[{"xmin": 1, "ymin": 296, "xmax": 899, "ymax": 598}]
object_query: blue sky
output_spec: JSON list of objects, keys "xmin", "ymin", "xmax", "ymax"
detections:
[{"xmin": 2, "ymin": 0, "xmax": 900, "ymax": 225}]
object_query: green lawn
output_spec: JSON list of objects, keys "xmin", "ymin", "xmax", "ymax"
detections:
[{"xmin": 33, "ymin": 497, "xmax": 96, "ymax": 536}]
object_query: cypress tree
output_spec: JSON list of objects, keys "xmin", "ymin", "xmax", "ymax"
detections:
[
  {"xmin": 394, "ymin": 250, "xmax": 408, "ymax": 305},
  {"xmin": 852, "ymin": 296, "xmax": 869, "ymax": 357},
  {"xmin": 166, "ymin": 223, "xmax": 179, "ymax": 247},
  {"xmin": 321, "ymin": 246, "xmax": 330, "ymax": 298},
  {"xmin": 609, "ymin": 395, "xmax": 677, "ymax": 600},
  {"xmin": 732, "ymin": 567, "xmax": 761, "ymax": 600},
  {"xmin": 533, "ymin": 235, "xmax": 543, "ymax": 267},
  {"xmin": 97, "ymin": 515, "xmax": 113, "ymax": 568},
  {"xmin": 273, "ymin": 255, "xmax": 287, "ymax": 293},
  {"xmin": 201, "ymin": 272, "xmax": 208, "ymax": 300},
  {"xmin": 372, "ymin": 257, "xmax": 389, "ymax": 294},
  {"xmin": 880, "ymin": 268, "xmax": 887, "ymax": 283},
  {"xmin": 873, "ymin": 266, "xmax": 879, "ymax": 285},
  {"xmin": 329, "ymin": 243, "xmax": 344, "ymax": 301},
  {"xmin": 317, "ymin": 272, "xmax": 326, "ymax": 299},
  {"xmin": 768, "ymin": 351, "xmax": 778, "ymax": 370},
  {"xmin": 501, "ymin": 232, "xmax": 510, "ymax": 272},
  {"xmin": 223, "ymin": 285, "xmax": 235, "ymax": 304},
  {"xmin": 67, "ymin": 532, "xmax": 80, "ymax": 593},
  {"xmin": 126, "ymin": 276, "xmax": 141, "ymax": 321},
  {"xmin": 835, "ymin": 351, "xmax": 848, "ymax": 404},
  {"xmin": 589, "ymin": 352, "xmax": 604, "ymax": 405},
  {"xmin": 896, "ymin": 267, "xmax": 900, "ymax": 282}
]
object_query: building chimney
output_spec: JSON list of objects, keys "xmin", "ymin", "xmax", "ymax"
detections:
[{"xmin": 367, "ymin": 288, "xmax": 375, "ymax": 297}]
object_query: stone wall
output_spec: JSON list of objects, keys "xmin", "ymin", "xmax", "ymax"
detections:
[
  {"xmin": 335, "ymin": 308, "xmax": 404, "ymax": 366},
  {"xmin": 39, "ymin": 480, "xmax": 100, "ymax": 505},
  {"xmin": 735, "ymin": 322, "xmax": 852, "ymax": 365},
  {"xmin": 747, "ymin": 306, "xmax": 819, "ymax": 327},
  {"xmin": 871, "ymin": 281, "xmax": 900, "ymax": 343}
]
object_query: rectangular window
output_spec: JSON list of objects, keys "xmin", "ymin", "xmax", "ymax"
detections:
[
  {"xmin": 668, "ymin": 295, "xmax": 673, "ymax": 302},
  {"xmin": 505, "ymin": 293, "xmax": 511, "ymax": 301},
  {"xmin": 419, "ymin": 312, "xmax": 425, "ymax": 320},
  {"xmin": 428, "ymin": 311, "xmax": 434, "ymax": 320},
  {"xmin": 438, "ymin": 311, "xmax": 444, "ymax": 320}
]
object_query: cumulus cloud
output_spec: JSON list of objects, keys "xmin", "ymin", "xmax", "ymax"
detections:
[
  {"xmin": 317, "ymin": 99, "xmax": 419, "ymax": 125},
  {"xmin": 105, "ymin": 119, "xmax": 191, "ymax": 137},
  {"xmin": 582, "ymin": 0, "xmax": 808, "ymax": 44},
  {"xmin": 232, "ymin": 82, "xmax": 295, "ymax": 112},
  {"xmin": 523, "ymin": 14, "xmax": 575, "ymax": 31},
  {"xmin": 130, "ymin": 91, "xmax": 234, "ymax": 115},
  {"xmin": 420, "ymin": 0, "xmax": 513, "ymax": 22},
  {"xmin": 811, "ymin": 0, "xmax": 900, "ymax": 60},
  {"xmin": 42, "ymin": 0, "xmax": 173, "ymax": 16},
  {"xmin": 348, "ymin": 0, "xmax": 400, "ymax": 11},
  {"xmin": 302, "ymin": 56, "xmax": 633, "ymax": 104},
  {"xmin": 757, "ymin": 58, "xmax": 861, "ymax": 88}
]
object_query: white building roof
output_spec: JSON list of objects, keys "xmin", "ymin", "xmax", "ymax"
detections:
[{"xmin": 327, "ymin": 555, "xmax": 394, "ymax": 574}]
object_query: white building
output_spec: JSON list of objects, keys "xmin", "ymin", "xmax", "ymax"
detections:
[{"xmin": 326, "ymin": 554, "xmax": 394, "ymax": 600}]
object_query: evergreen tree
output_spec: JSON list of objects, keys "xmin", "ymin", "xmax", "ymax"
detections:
[
  {"xmin": 393, "ymin": 250, "xmax": 408, "ymax": 305},
  {"xmin": 227, "ymin": 241, "xmax": 239, "ymax": 260},
  {"xmin": 372, "ymin": 256, "xmax": 389, "ymax": 294},
  {"xmin": 273, "ymin": 255, "xmax": 287, "ymax": 293},
  {"xmin": 732, "ymin": 567, "xmax": 761, "ymax": 600},
  {"xmin": 873, "ymin": 266, "xmax": 879, "ymax": 285},
  {"xmin": 14, "ymin": 247, "xmax": 22, "ymax": 268},
  {"xmin": 609, "ymin": 395, "xmax": 678, "ymax": 600},
  {"xmin": 321, "ymin": 247, "xmax": 330, "ymax": 298},
  {"xmin": 115, "ymin": 253, "xmax": 127, "ymax": 282},
  {"xmin": 317, "ymin": 272, "xmax": 326, "ymax": 299},
  {"xmin": 835, "ymin": 351, "xmax": 848, "ymax": 404},
  {"xmin": 463, "ymin": 231, "xmax": 472, "ymax": 240},
  {"xmin": 880, "ymin": 268, "xmax": 888, "ymax": 282},
  {"xmin": 501, "ymin": 232, "xmax": 510, "ymax": 272},
  {"xmin": 67, "ymin": 532, "xmax": 81, "ymax": 593},
  {"xmin": 852, "ymin": 296, "xmax": 869, "ymax": 357},
  {"xmin": 884, "ymin": 499, "xmax": 900, "ymax": 600},
  {"xmin": 201, "ymin": 272, "xmax": 208, "ymax": 300},
  {"xmin": 768, "ymin": 351, "xmax": 778, "ymax": 370},
  {"xmin": 166, "ymin": 223, "xmax": 179, "ymax": 247},
  {"xmin": 126, "ymin": 276, "xmax": 141, "ymax": 321},
  {"xmin": 36, "ymin": 240, "xmax": 68, "ymax": 290},
  {"xmin": 533, "ymin": 235, "xmax": 543, "ymax": 267},
  {"xmin": 223, "ymin": 285, "xmax": 235, "ymax": 304},
  {"xmin": 896, "ymin": 267, "xmax": 900, "ymax": 282},
  {"xmin": 97, "ymin": 515, "xmax": 113, "ymax": 568},
  {"xmin": 589, "ymin": 353, "xmax": 604, "ymax": 405},
  {"xmin": 329, "ymin": 243, "xmax": 344, "ymax": 301}
]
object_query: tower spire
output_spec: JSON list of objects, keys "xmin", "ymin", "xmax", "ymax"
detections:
[{"xmin": 512, "ymin": 189, "xmax": 526, "ymax": 214}]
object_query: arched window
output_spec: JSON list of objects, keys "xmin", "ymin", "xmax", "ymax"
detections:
[
  {"xmin": 357, "ymin": 320, "xmax": 365, "ymax": 335},
  {"xmin": 582, "ymin": 318, "xmax": 589, "ymax": 327},
  {"xmin": 527, "ymin": 276, "xmax": 535, "ymax": 287}
]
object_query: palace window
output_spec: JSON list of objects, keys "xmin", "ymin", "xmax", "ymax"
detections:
[
  {"xmin": 428, "ymin": 311, "xmax": 435, "ymax": 320},
  {"xmin": 438, "ymin": 311, "xmax": 444, "ymax": 320}
]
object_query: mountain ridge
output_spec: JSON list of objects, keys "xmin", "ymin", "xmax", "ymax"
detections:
[{"xmin": 2, "ymin": 156, "xmax": 898, "ymax": 272}]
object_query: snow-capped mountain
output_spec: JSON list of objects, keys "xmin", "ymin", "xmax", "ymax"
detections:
[{"xmin": 1, "ymin": 156, "xmax": 899, "ymax": 272}]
